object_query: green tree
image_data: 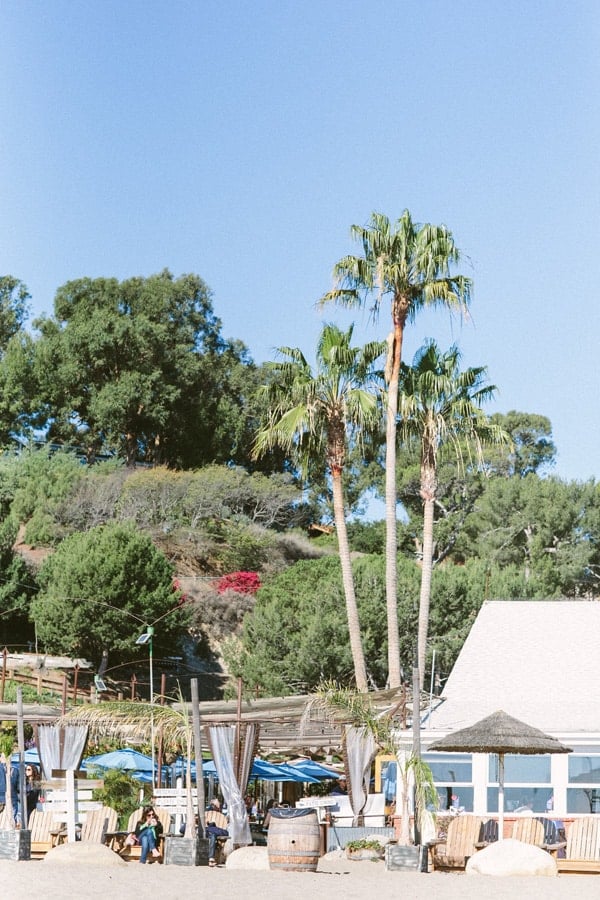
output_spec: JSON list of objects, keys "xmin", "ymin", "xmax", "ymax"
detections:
[
  {"xmin": 458, "ymin": 474, "xmax": 597, "ymax": 595},
  {"xmin": 29, "ymin": 270, "xmax": 251, "ymax": 467},
  {"xmin": 224, "ymin": 554, "xmax": 421, "ymax": 695},
  {"xmin": 253, "ymin": 324, "xmax": 385, "ymax": 691},
  {"xmin": 321, "ymin": 211, "xmax": 472, "ymax": 687},
  {"xmin": 0, "ymin": 517, "xmax": 36, "ymax": 649},
  {"xmin": 0, "ymin": 277, "xmax": 33, "ymax": 445},
  {"xmin": 32, "ymin": 522, "xmax": 188, "ymax": 667},
  {"xmin": 398, "ymin": 341, "xmax": 506, "ymax": 686},
  {"xmin": 489, "ymin": 410, "xmax": 556, "ymax": 477},
  {"xmin": 3, "ymin": 447, "xmax": 85, "ymax": 545},
  {"xmin": 0, "ymin": 277, "xmax": 29, "ymax": 352}
]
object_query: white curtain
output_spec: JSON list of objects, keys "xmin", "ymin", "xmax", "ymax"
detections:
[
  {"xmin": 38, "ymin": 725, "xmax": 88, "ymax": 778},
  {"xmin": 208, "ymin": 724, "xmax": 256, "ymax": 846},
  {"xmin": 344, "ymin": 724, "xmax": 377, "ymax": 826}
]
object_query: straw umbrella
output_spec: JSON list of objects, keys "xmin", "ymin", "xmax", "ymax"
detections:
[{"xmin": 427, "ymin": 710, "xmax": 571, "ymax": 839}]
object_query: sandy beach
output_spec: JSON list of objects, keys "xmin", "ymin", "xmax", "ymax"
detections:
[{"xmin": 2, "ymin": 853, "xmax": 598, "ymax": 900}]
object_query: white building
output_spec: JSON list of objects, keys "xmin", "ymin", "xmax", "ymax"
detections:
[{"xmin": 417, "ymin": 600, "xmax": 600, "ymax": 818}]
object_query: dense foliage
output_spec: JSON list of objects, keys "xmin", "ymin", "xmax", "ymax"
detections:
[
  {"xmin": 32, "ymin": 523, "xmax": 188, "ymax": 667},
  {"xmin": 0, "ymin": 263, "xmax": 598, "ymax": 699}
]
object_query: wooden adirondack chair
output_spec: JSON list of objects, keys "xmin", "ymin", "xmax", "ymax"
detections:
[
  {"xmin": 205, "ymin": 808, "xmax": 230, "ymax": 864},
  {"xmin": 511, "ymin": 816, "xmax": 545, "ymax": 846},
  {"xmin": 116, "ymin": 807, "xmax": 171, "ymax": 862},
  {"xmin": 80, "ymin": 806, "xmax": 118, "ymax": 843},
  {"xmin": 28, "ymin": 809, "xmax": 62, "ymax": 858},
  {"xmin": 430, "ymin": 815, "xmax": 483, "ymax": 870},
  {"xmin": 556, "ymin": 817, "xmax": 600, "ymax": 874},
  {"xmin": 475, "ymin": 817, "xmax": 499, "ymax": 848},
  {"xmin": 0, "ymin": 805, "xmax": 16, "ymax": 830}
]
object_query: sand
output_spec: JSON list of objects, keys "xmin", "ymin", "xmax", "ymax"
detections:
[{"xmin": 1, "ymin": 852, "xmax": 597, "ymax": 900}]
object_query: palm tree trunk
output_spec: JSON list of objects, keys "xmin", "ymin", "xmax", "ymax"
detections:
[
  {"xmin": 417, "ymin": 495, "xmax": 435, "ymax": 691},
  {"xmin": 385, "ymin": 318, "xmax": 404, "ymax": 688},
  {"xmin": 331, "ymin": 471, "xmax": 368, "ymax": 691}
]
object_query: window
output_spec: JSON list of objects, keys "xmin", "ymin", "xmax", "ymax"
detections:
[
  {"xmin": 567, "ymin": 755, "xmax": 600, "ymax": 814},
  {"xmin": 423, "ymin": 753, "xmax": 473, "ymax": 812},
  {"xmin": 487, "ymin": 754, "xmax": 552, "ymax": 813}
]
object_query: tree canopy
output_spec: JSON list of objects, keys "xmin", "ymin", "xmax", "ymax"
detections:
[
  {"xmin": 31, "ymin": 522, "xmax": 188, "ymax": 667},
  {"xmin": 18, "ymin": 270, "xmax": 255, "ymax": 468}
]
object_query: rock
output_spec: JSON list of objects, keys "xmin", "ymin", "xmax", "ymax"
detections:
[
  {"xmin": 43, "ymin": 842, "xmax": 127, "ymax": 866},
  {"xmin": 225, "ymin": 846, "xmax": 270, "ymax": 870},
  {"xmin": 465, "ymin": 838, "xmax": 557, "ymax": 877},
  {"xmin": 365, "ymin": 832, "xmax": 394, "ymax": 846}
]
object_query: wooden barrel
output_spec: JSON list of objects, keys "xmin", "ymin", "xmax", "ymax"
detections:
[{"xmin": 267, "ymin": 808, "xmax": 320, "ymax": 872}]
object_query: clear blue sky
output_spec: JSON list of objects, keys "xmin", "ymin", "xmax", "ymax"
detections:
[{"xmin": 2, "ymin": 1, "xmax": 598, "ymax": 482}]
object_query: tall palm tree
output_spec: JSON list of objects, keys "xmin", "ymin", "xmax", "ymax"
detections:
[
  {"xmin": 253, "ymin": 323, "xmax": 385, "ymax": 692},
  {"xmin": 398, "ymin": 341, "xmax": 508, "ymax": 688},
  {"xmin": 320, "ymin": 211, "xmax": 472, "ymax": 688}
]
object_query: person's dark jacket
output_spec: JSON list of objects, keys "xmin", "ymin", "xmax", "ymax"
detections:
[
  {"xmin": 135, "ymin": 815, "xmax": 164, "ymax": 841},
  {"xmin": 0, "ymin": 762, "xmax": 19, "ymax": 816}
]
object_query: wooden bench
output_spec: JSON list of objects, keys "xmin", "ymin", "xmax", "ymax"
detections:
[
  {"xmin": 28, "ymin": 810, "xmax": 64, "ymax": 858},
  {"xmin": 511, "ymin": 816, "xmax": 545, "ymax": 846},
  {"xmin": 206, "ymin": 809, "xmax": 230, "ymax": 864},
  {"xmin": 106, "ymin": 807, "xmax": 171, "ymax": 863},
  {"xmin": 430, "ymin": 815, "xmax": 483, "ymax": 870},
  {"xmin": 80, "ymin": 806, "xmax": 118, "ymax": 843},
  {"xmin": 557, "ymin": 817, "xmax": 600, "ymax": 874}
]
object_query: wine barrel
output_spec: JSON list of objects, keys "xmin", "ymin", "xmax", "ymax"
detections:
[{"xmin": 267, "ymin": 807, "xmax": 320, "ymax": 872}]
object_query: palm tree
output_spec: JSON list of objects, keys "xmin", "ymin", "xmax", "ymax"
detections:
[
  {"xmin": 398, "ymin": 341, "xmax": 508, "ymax": 688},
  {"xmin": 253, "ymin": 323, "xmax": 385, "ymax": 691},
  {"xmin": 320, "ymin": 211, "xmax": 472, "ymax": 688}
]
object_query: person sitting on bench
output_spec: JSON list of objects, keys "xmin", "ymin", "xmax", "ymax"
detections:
[
  {"xmin": 205, "ymin": 798, "xmax": 228, "ymax": 866},
  {"xmin": 127, "ymin": 805, "xmax": 164, "ymax": 863}
]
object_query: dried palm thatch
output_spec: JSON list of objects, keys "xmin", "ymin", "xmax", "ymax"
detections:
[
  {"xmin": 61, "ymin": 701, "xmax": 188, "ymax": 752},
  {"xmin": 427, "ymin": 710, "xmax": 572, "ymax": 756},
  {"xmin": 428, "ymin": 709, "xmax": 571, "ymax": 841}
]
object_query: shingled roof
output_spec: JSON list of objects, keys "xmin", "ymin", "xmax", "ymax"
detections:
[{"xmin": 427, "ymin": 600, "xmax": 600, "ymax": 735}]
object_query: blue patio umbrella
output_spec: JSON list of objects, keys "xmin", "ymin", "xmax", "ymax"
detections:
[
  {"xmin": 170, "ymin": 757, "xmax": 219, "ymax": 782},
  {"xmin": 288, "ymin": 759, "xmax": 341, "ymax": 780},
  {"xmin": 83, "ymin": 748, "xmax": 154, "ymax": 772},
  {"xmin": 11, "ymin": 748, "xmax": 41, "ymax": 766},
  {"xmin": 250, "ymin": 759, "xmax": 319, "ymax": 783}
]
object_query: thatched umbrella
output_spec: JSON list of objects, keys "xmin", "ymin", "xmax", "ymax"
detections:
[{"xmin": 427, "ymin": 710, "xmax": 571, "ymax": 838}]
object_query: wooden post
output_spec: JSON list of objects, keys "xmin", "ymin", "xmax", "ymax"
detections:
[
  {"xmin": 191, "ymin": 678, "xmax": 205, "ymax": 834},
  {"xmin": 160, "ymin": 672, "xmax": 166, "ymax": 705},
  {"xmin": 66, "ymin": 768, "xmax": 77, "ymax": 843},
  {"xmin": 16, "ymin": 687, "xmax": 27, "ymax": 828},
  {"xmin": 412, "ymin": 664, "xmax": 421, "ymax": 847},
  {"xmin": 157, "ymin": 734, "xmax": 163, "ymax": 789},
  {"xmin": 72, "ymin": 664, "xmax": 79, "ymax": 705},
  {"xmin": 234, "ymin": 677, "xmax": 242, "ymax": 782},
  {"xmin": 0, "ymin": 647, "xmax": 7, "ymax": 703},
  {"xmin": 61, "ymin": 674, "xmax": 68, "ymax": 714},
  {"xmin": 130, "ymin": 674, "xmax": 137, "ymax": 700}
]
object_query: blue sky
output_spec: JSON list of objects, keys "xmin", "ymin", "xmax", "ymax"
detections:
[{"xmin": 2, "ymin": 1, "xmax": 599, "ymax": 482}]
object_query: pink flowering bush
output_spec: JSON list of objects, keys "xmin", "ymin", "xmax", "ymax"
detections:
[{"xmin": 215, "ymin": 571, "xmax": 261, "ymax": 595}]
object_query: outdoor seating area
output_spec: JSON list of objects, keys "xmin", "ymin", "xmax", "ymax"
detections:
[{"xmin": 428, "ymin": 813, "xmax": 600, "ymax": 873}]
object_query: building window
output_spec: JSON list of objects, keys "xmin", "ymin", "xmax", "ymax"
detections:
[
  {"xmin": 487, "ymin": 754, "xmax": 552, "ymax": 813},
  {"xmin": 423, "ymin": 753, "xmax": 473, "ymax": 812},
  {"xmin": 567, "ymin": 755, "xmax": 600, "ymax": 814}
]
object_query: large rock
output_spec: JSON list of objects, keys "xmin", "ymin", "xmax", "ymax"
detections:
[
  {"xmin": 466, "ymin": 838, "xmax": 557, "ymax": 877},
  {"xmin": 43, "ymin": 842, "xmax": 127, "ymax": 866},
  {"xmin": 225, "ymin": 846, "xmax": 270, "ymax": 870}
]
